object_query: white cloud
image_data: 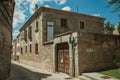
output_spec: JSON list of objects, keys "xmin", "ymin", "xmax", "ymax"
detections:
[
  {"xmin": 55, "ymin": 0, "xmax": 67, "ymax": 5},
  {"xmin": 13, "ymin": 0, "xmax": 26, "ymax": 28},
  {"xmin": 13, "ymin": 0, "xmax": 68, "ymax": 39},
  {"xmin": 25, "ymin": 0, "xmax": 67, "ymax": 14},
  {"xmin": 44, "ymin": 5, "xmax": 50, "ymax": 8},
  {"xmin": 61, "ymin": 6, "xmax": 71, "ymax": 11},
  {"xmin": 92, "ymin": 14, "xmax": 101, "ymax": 17},
  {"xmin": 13, "ymin": 0, "xmax": 68, "ymax": 27}
]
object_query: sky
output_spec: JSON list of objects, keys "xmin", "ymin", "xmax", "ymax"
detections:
[{"xmin": 12, "ymin": 0, "xmax": 120, "ymax": 40}]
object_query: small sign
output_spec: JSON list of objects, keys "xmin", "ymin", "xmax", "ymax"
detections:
[
  {"xmin": 61, "ymin": 58, "xmax": 64, "ymax": 63},
  {"xmin": 86, "ymin": 48, "xmax": 95, "ymax": 53}
]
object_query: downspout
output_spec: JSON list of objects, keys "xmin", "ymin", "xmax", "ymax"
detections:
[
  {"xmin": 69, "ymin": 34, "xmax": 76, "ymax": 77},
  {"xmin": 72, "ymin": 43, "xmax": 75, "ymax": 77}
]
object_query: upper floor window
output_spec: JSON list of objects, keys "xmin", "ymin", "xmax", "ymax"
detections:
[
  {"xmin": 21, "ymin": 47, "xmax": 23, "ymax": 54},
  {"xmin": 28, "ymin": 26, "xmax": 32, "ymax": 41},
  {"xmin": 24, "ymin": 30, "xmax": 27, "ymax": 42},
  {"xmin": 61, "ymin": 18, "xmax": 67, "ymax": 27},
  {"xmin": 25, "ymin": 46, "xmax": 27, "ymax": 53},
  {"xmin": 35, "ymin": 21, "xmax": 39, "ymax": 32},
  {"xmin": 30, "ymin": 44, "xmax": 32, "ymax": 53},
  {"xmin": 21, "ymin": 32, "xmax": 24, "ymax": 40},
  {"xmin": 80, "ymin": 22, "xmax": 84, "ymax": 29},
  {"xmin": 35, "ymin": 43, "xmax": 38, "ymax": 54}
]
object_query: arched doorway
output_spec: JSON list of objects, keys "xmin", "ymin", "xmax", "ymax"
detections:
[{"xmin": 56, "ymin": 42, "xmax": 70, "ymax": 74}]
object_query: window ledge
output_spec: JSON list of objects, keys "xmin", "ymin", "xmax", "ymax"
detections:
[
  {"xmin": 43, "ymin": 40, "xmax": 53, "ymax": 45},
  {"xmin": 35, "ymin": 29, "xmax": 39, "ymax": 32}
]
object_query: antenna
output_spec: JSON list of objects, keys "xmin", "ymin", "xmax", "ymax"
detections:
[
  {"xmin": 77, "ymin": 5, "xmax": 78, "ymax": 13},
  {"xmin": 118, "ymin": 14, "xmax": 120, "ymax": 21},
  {"xmin": 77, "ymin": 0, "xmax": 79, "ymax": 13}
]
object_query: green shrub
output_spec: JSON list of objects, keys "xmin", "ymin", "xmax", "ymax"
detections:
[{"xmin": 114, "ymin": 50, "xmax": 120, "ymax": 67}]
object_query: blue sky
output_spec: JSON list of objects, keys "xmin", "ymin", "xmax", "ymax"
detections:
[{"xmin": 12, "ymin": 0, "xmax": 120, "ymax": 40}]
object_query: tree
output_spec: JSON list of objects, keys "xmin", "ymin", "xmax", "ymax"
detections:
[
  {"xmin": 104, "ymin": 21, "xmax": 115, "ymax": 35},
  {"xmin": 108, "ymin": 0, "xmax": 120, "ymax": 13},
  {"xmin": 117, "ymin": 22, "xmax": 120, "ymax": 34}
]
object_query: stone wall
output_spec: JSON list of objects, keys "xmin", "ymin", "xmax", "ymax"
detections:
[
  {"xmin": 78, "ymin": 32, "xmax": 120, "ymax": 74},
  {"xmin": 0, "ymin": 1, "xmax": 15, "ymax": 80},
  {"xmin": 19, "ymin": 13, "xmax": 54, "ymax": 72},
  {"xmin": 19, "ymin": 43, "xmax": 54, "ymax": 72},
  {"xmin": 18, "ymin": 7, "xmax": 116, "ymax": 76},
  {"xmin": 41, "ymin": 7, "xmax": 105, "ymax": 42}
]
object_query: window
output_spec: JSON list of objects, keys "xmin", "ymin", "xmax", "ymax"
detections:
[
  {"xmin": 24, "ymin": 30, "xmax": 27, "ymax": 41},
  {"xmin": 35, "ymin": 43, "xmax": 38, "ymax": 54},
  {"xmin": 35, "ymin": 21, "xmax": 39, "ymax": 32},
  {"xmin": 25, "ymin": 46, "xmax": 27, "ymax": 53},
  {"xmin": 36, "ymin": 21, "xmax": 38, "ymax": 29},
  {"xmin": 28, "ymin": 26, "xmax": 32, "ymax": 41},
  {"xmin": 21, "ymin": 32, "xmax": 24, "ymax": 40},
  {"xmin": 20, "ymin": 47, "xmax": 23, "ymax": 54},
  {"xmin": 30, "ymin": 44, "xmax": 32, "ymax": 53},
  {"xmin": 47, "ymin": 21, "xmax": 54, "ymax": 41},
  {"xmin": 80, "ymin": 22, "xmax": 84, "ymax": 29},
  {"xmin": 61, "ymin": 18, "xmax": 67, "ymax": 27}
]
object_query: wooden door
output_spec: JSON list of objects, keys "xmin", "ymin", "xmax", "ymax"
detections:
[{"xmin": 57, "ymin": 43, "xmax": 69, "ymax": 74}]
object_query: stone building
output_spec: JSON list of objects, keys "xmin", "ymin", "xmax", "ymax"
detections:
[
  {"xmin": 0, "ymin": 0, "xmax": 15, "ymax": 80},
  {"xmin": 16, "ymin": 7, "xmax": 120, "ymax": 77},
  {"xmin": 12, "ymin": 39, "xmax": 17, "ymax": 60},
  {"xmin": 12, "ymin": 34, "xmax": 20, "ymax": 61}
]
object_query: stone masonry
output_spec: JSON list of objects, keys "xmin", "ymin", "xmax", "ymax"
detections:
[
  {"xmin": 14, "ymin": 7, "xmax": 120, "ymax": 77},
  {"xmin": 0, "ymin": 0, "xmax": 15, "ymax": 80},
  {"xmin": 18, "ymin": 7, "xmax": 105, "ymax": 74},
  {"xmin": 78, "ymin": 32, "xmax": 120, "ymax": 74}
]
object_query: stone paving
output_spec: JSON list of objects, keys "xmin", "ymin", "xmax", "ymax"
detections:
[
  {"xmin": 11, "ymin": 60, "xmax": 118, "ymax": 80},
  {"xmin": 11, "ymin": 60, "xmax": 78, "ymax": 80}
]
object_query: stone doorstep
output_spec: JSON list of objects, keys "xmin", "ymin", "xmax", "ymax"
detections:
[{"xmin": 82, "ymin": 72, "xmax": 118, "ymax": 80}]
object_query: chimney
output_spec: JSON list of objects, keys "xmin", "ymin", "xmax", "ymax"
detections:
[{"xmin": 34, "ymin": 4, "xmax": 38, "ymax": 12}]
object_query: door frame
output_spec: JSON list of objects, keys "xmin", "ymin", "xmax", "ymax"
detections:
[
  {"xmin": 53, "ymin": 33, "xmax": 79, "ymax": 77},
  {"xmin": 56, "ymin": 42, "xmax": 69, "ymax": 74}
]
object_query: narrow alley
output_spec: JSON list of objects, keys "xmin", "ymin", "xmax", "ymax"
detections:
[
  {"xmin": 10, "ymin": 61, "xmax": 77, "ymax": 80},
  {"xmin": 10, "ymin": 64, "xmax": 51, "ymax": 80}
]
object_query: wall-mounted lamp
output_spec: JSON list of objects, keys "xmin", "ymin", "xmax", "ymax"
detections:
[{"xmin": 69, "ymin": 34, "xmax": 75, "ymax": 45}]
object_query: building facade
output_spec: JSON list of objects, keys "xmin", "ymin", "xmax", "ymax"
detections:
[
  {"xmin": 15, "ymin": 7, "xmax": 120, "ymax": 77},
  {"xmin": 12, "ymin": 34, "xmax": 20, "ymax": 61},
  {"xmin": 0, "ymin": 0, "xmax": 15, "ymax": 80},
  {"xmin": 12, "ymin": 39, "xmax": 17, "ymax": 60}
]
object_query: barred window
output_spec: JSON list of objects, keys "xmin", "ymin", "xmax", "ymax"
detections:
[
  {"xmin": 36, "ymin": 21, "xmax": 38, "ymax": 29},
  {"xmin": 35, "ymin": 21, "xmax": 39, "ymax": 32},
  {"xmin": 61, "ymin": 18, "xmax": 67, "ymax": 27},
  {"xmin": 35, "ymin": 43, "xmax": 38, "ymax": 54},
  {"xmin": 80, "ymin": 22, "xmax": 84, "ymax": 29},
  {"xmin": 30, "ymin": 44, "xmax": 32, "ymax": 53},
  {"xmin": 25, "ymin": 46, "xmax": 27, "ymax": 53},
  {"xmin": 24, "ymin": 30, "xmax": 27, "ymax": 41},
  {"xmin": 28, "ymin": 26, "xmax": 32, "ymax": 40},
  {"xmin": 21, "ymin": 47, "xmax": 23, "ymax": 54}
]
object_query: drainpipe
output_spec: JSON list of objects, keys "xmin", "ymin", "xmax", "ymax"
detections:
[
  {"xmin": 72, "ymin": 43, "xmax": 75, "ymax": 77},
  {"xmin": 69, "ymin": 34, "xmax": 75, "ymax": 77}
]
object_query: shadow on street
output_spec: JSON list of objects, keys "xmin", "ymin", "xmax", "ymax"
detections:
[{"xmin": 10, "ymin": 64, "xmax": 51, "ymax": 80}]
